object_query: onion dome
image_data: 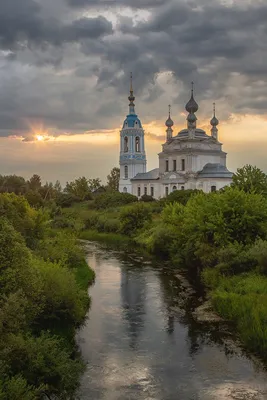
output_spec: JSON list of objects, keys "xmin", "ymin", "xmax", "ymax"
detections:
[
  {"xmin": 210, "ymin": 103, "xmax": 219, "ymax": 126},
  {"xmin": 185, "ymin": 82, "xmax": 199, "ymax": 113},
  {"xmin": 187, "ymin": 112, "xmax": 197, "ymax": 123},
  {"xmin": 165, "ymin": 105, "xmax": 174, "ymax": 127}
]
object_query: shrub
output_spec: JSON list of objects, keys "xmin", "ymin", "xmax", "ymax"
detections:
[
  {"xmin": 164, "ymin": 189, "xmax": 200, "ymax": 205},
  {"xmin": 140, "ymin": 194, "xmax": 155, "ymax": 202},
  {"xmin": 120, "ymin": 202, "xmax": 152, "ymax": 236},
  {"xmin": 93, "ymin": 192, "xmax": 137, "ymax": 210}
]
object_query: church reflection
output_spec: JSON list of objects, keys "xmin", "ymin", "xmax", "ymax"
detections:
[{"xmin": 120, "ymin": 266, "xmax": 146, "ymax": 350}]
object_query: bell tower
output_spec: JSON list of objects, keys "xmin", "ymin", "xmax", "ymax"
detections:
[{"xmin": 119, "ymin": 74, "xmax": 147, "ymax": 194}]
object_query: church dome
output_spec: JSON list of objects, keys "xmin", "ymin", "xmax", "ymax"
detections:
[
  {"xmin": 165, "ymin": 116, "xmax": 174, "ymax": 127},
  {"xmin": 185, "ymin": 94, "xmax": 198, "ymax": 114},
  {"xmin": 210, "ymin": 116, "xmax": 219, "ymax": 126},
  {"xmin": 123, "ymin": 114, "xmax": 142, "ymax": 129},
  {"xmin": 187, "ymin": 112, "xmax": 197, "ymax": 123}
]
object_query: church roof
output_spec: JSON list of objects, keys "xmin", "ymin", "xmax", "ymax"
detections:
[
  {"xmin": 123, "ymin": 114, "xmax": 142, "ymax": 129},
  {"xmin": 198, "ymin": 163, "xmax": 233, "ymax": 178},
  {"xmin": 131, "ymin": 168, "xmax": 159, "ymax": 181},
  {"xmin": 175, "ymin": 128, "xmax": 209, "ymax": 139}
]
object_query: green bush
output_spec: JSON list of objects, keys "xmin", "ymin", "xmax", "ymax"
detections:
[
  {"xmin": 164, "ymin": 189, "xmax": 200, "ymax": 205},
  {"xmin": 93, "ymin": 191, "xmax": 138, "ymax": 210},
  {"xmin": 140, "ymin": 194, "xmax": 155, "ymax": 202},
  {"xmin": 120, "ymin": 202, "xmax": 152, "ymax": 236}
]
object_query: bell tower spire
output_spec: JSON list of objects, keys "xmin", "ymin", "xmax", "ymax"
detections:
[
  {"xmin": 165, "ymin": 105, "xmax": 174, "ymax": 141},
  {"xmin": 185, "ymin": 81, "xmax": 198, "ymax": 138},
  {"xmin": 128, "ymin": 72, "xmax": 135, "ymax": 115},
  {"xmin": 210, "ymin": 102, "xmax": 219, "ymax": 140},
  {"xmin": 119, "ymin": 73, "xmax": 147, "ymax": 194}
]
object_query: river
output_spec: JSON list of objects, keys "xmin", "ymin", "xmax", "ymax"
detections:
[{"xmin": 76, "ymin": 241, "xmax": 267, "ymax": 400}]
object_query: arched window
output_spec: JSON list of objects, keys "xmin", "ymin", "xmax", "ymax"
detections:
[
  {"xmin": 173, "ymin": 186, "xmax": 177, "ymax": 192},
  {"xmin": 124, "ymin": 165, "xmax": 128, "ymax": 179},
  {"xmin": 211, "ymin": 185, "xmax": 217, "ymax": 192},
  {"xmin": 165, "ymin": 186, "xmax": 169, "ymax": 197},
  {"xmin": 135, "ymin": 136, "xmax": 140, "ymax": 152},
  {"xmin": 181, "ymin": 186, "xmax": 185, "ymax": 191},
  {"xmin": 151, "ymin": 186, "xmax": 154, "ymax": 197},
  {"xmin": 124, "ymin": 137, "xmax": 128, "ymax": 152},
  {"xmin": 138, "ymin": 187, "xmax": 141, "ymax": 197},
  {"xmin": 144, "ymin": 186, "xmax": 147, "ymax": 195},
  {"xmin": 123, "ymin": 187, "xmax": 127, "ymax": 193}
]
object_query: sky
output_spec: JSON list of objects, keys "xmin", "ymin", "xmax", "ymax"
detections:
[{"xmin": 1, "ymin": 0, "xmax": 267, "ymax": 184}]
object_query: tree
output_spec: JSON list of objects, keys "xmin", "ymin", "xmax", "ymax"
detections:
[
  {"xmin": 88, "ymin": 178, "xmax": 102, "ymax": 192},
  {"xmin": 64, "ymin": 177, "xmax": 92, "ymax": 201},
  {"xmin": 106, "ymin": 167, "xmax": 120, "ymax": 191},
  {"xmin": 232, "ymin": 164, "xmax": 267, "ymax": 195},
  {"xmin": 28, "ymin": 175, "xmax": 42, "ymax": 192}
]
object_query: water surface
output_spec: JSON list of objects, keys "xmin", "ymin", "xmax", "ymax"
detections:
[{"xmin": 77, "ymin": 242, "xmax": 267, "ymax": 400}]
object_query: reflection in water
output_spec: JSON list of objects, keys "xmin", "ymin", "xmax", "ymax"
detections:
[
  {"xmin": 77, "ymin": 242, "xmax": 267, "ymax": 400},
  {"xmin": 121, "ymin": 267, "xmax": 146, "ymax": 350}
]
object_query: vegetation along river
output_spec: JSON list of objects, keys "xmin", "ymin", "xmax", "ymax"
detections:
[{"xmin": 76, "ymin": 241, "xmax": 267, "ymax": 400}]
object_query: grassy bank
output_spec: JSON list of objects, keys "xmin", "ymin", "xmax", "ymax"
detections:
[
  {"xmin": 0, "ymin": 193, "xmax": 94, "ymax": 399},
  {"xmin": 59, "ymin": 188, "xmax": 267, "ymax": 364},
  {"xmin": 79, "ymin": 229, "xmax": 131, "ymax": 246}
]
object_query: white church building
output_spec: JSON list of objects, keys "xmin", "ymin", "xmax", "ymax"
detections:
[{"xmin": 119, "ymin": 79, "xmax": 233, "ymax": 199}]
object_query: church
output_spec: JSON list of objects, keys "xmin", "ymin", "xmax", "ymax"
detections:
[{"xmin": 119, "ymin": 78, "xmax": 233, "ymax": 199}]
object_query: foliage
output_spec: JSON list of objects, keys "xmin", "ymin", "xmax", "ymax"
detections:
[
  {"xmin": 232, "ymin": 164, "xmax": 267, "ymax": 195},
  {"xmin": 164, "ymin": 189, "xmax": 200, "ymax": 205},
  {"xmin": 140, "ymin": 194, "xmax": 155, "ymax": 202},
  {"xmin": 0, "ymin": 192, "xmax": 94, "ymax": 398},
  {"xmin": 93, "ymin": 191, "xmax": 138, "ymax": 209},
  {"xmin": 106, "ymin": 167, "xmax": 120, "ymax": 191},
  {"xmin": 28, "ymin": 174, "xmax": 42, "ymax": 191},
  {"xmin": 1, "ymin": 333, "xmax": 84, "ymax": 399},
  {"xmin": 36, "ymin": 230, "xmax": 85, "ymax": 268},
  {"xmin": 0, "ymin": 175, "xmax": 27, "ymax": 194},
  {"xmin": 119, "ymin": 202, "xmax": 152, "ymax": 236},
  {"xmin": 24, "ymin": 190, "xmax": 44, "ymax": 209},
  {"xmin": 165, "ymin": 188, "xmax": 267, "ymax": 268},
  {"xmin": 208, "ymin": 273, "xmax": 267, "ymax": 360},
  {"xmin": 65, "ymin": 177, "xmax": 93, "ymax": 201},
  {"xmin": 0, "ymin": 193, "xmax": 45, "ymax": 248}
]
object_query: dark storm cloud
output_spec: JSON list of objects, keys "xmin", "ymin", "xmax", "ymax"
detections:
[
  {"xmin": 0, "ymin": 0, "xmax": 112, "ymax": 50},
  {"xmin": 1, "ymin": 0, "xmax": 267, "ymax": 139},
  {"xmin": 65, "ymin": 0, "xmax": 166, "ymax": 9}
]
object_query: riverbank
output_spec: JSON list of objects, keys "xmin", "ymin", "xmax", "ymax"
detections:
[
  {"xmin": 0, "ymin": 194, "xmax": 95, "ymax": 399},
  {"xmin": 59, "ymin": 189, "xmax": 267, "ymax": 365}
]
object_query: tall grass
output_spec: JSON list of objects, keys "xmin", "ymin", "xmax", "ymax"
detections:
[{"xmin": 208, "ymin": 273, "xmax": 267, "ymax": 360}]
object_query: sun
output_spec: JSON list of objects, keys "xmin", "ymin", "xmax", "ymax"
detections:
[{"xmin": 36, "ymin": 135, "xmax": 45, "ymax": 141}]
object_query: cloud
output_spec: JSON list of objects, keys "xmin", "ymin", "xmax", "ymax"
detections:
[
  {"xmin": 0, "ymin": 0, "xmax": 112, "ymax": 51},
  {"xmin": 0, "ymin": 0, "xmax": 267, "ymax": 141}
]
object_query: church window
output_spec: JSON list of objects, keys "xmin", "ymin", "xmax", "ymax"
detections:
[
  {"xmin": 123, "ymin": 187, "xmax": 127, "ymax": 193},
  {"xmin": 151, "ymin": 186, "xmax": 154, "ymax": 197},
  {"xmin": 181, "ymin": 186, "xmax": 185, "ymax": 190},
  {"xmin": 144, "ymin": 186, "xmax": 147, "ymax": 195},
  {"xmin": 124, "ymin": 137, "xmax": 128, "ymax": 152},
  {"xmin": 173, "ymin": 160, "xmax": 177, "ymax": 171},
  {"xmin": 135, "ymin": 137, "xmax": 140, "ymax": 152},
  {"xmin": 124, "ymin": 165, "xmax": 128, "ymax": 179},
  {"xmin": 165, "ymin": 160, "xmax": 169, "ymax": 172},
  {"xmin": 173, "ymin": 186, "xmax": 177, "ymax": 192},
  {"xmin": 211, "ymin": 185, "xmax": 217, "ymax": 192},
  {"xmin": 165, "ymin": 186, "xmax": 169, "ymax": 197},
  {"xmin": 138, "ymin": 187, "xmax": 141, "ymax": 197},
  {"xmin": 181, "ymin": 159, "xmax": 185, "ymax": 171}
]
